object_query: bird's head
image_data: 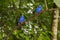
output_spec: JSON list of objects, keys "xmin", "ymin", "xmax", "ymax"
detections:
[{"xmin": 38, "ymin": 5, "xmax": 42, "ymax": 8}]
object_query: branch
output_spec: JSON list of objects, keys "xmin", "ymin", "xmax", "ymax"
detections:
[{"xmin": 44, "ymin": 0, "xmax": 48, "ymax": 11}]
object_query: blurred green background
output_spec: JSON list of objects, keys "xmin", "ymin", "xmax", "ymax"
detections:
[{"xmin": 0, "ymin": 0, "xmax": 60, "ymax": 40}]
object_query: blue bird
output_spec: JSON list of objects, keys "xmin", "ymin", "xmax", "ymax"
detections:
[
  {"xmin": 35, "ymin": 5, "xmax": 42, "ymax": 13},
  {"xmin": 18, "ymin": 15, "xmax": 25, "ymax": 23}
]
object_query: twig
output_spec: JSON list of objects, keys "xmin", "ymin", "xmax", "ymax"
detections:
[{"xmin": 44, "ymin": 0, "xmax": 48, "ymax": 11}]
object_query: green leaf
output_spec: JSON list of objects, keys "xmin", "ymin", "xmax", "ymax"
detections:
[
  {"xmin": 13, "ymin": 30, "xmax": 18, "ymax": 35},
  {"xmin": 0, "ymin": 33, "xmax": 3, "ymax": 39},
  {"xmin": 54, "ymin": 0, "xmax": 60, "ymax": 7},
  {"xmin": 13, "ymin": 0, "xmax": 16, "ymax": 3},
  {"xmin": 25, "ymin": 36, "xmax": 29, "ymax": 40}
]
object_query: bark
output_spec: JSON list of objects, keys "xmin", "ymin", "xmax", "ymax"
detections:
[{"xmin": 52, "ymin": 8, "xmax": 59, "ymax": 40}]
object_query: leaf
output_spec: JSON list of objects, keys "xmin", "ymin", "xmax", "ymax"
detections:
[
  {"xmin": 19, "ymin": 33, "xmax": 24, "ymax": 38},
  {"xmin": 0, "ymin": 33, "xmax": 3, "ymax": 40},
  {"xmin": 54, "ymin": 0, "xmax": 60, "ymax": 7},
  {"xmin": 25, "ymin": 36, "xmax": 29, "ymax": 40},
  {"xmin": 13, "ymin": 0, "xmax": 16, "ymax": 3},
  {"xmin": 13, "ymin": 30, "xmax": 18, "ymax": 35}
]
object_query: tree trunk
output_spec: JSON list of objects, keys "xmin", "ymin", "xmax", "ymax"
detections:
[{"xmin": 52, "ymin": 8, "xmax": 59, "ymax": 40}]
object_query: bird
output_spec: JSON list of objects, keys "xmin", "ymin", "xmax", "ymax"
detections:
[
  {"xmin": 18, "ymin": 15, "xmax": 25, "ymax": 23},
  {"xmin": 35, "ymin": 5, "xmax": 42, "ymax": 13},
  {"xmin": 16, "ymin": 15, "xmax": 25, "ymax": 30}
]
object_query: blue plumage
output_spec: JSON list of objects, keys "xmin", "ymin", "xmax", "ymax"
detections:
[
  {"xmin": 18, "ymin": 15, "xmax": 25, "ymax": 23},
  {"xmin": 35, "ymin": 5, "xmax": 42, "ymax": 13}
]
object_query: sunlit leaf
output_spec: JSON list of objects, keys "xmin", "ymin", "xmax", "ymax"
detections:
[{"xmin": 54, "ymin": 0, "xmax": 60, "ymax": 7}]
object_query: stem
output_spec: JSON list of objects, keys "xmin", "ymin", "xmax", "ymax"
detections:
[{"xmin": 44, "ymin": 0, "xmax": 48, "ymax": 10}]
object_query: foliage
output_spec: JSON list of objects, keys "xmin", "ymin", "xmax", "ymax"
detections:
[{"xmin": 0, "ymin": 0, "xmax": 60, "ymax": 40}]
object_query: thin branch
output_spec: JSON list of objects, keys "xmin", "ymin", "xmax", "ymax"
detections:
[{"xmin": 44, "ymin": 0, "xmax": 48, "ymax": 11}]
